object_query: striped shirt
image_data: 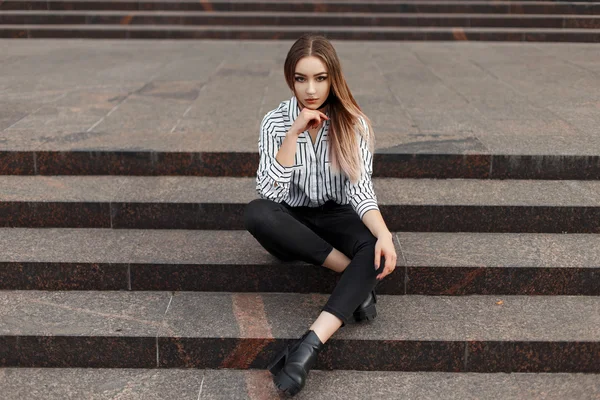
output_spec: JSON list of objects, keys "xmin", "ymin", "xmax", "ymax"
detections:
[{"xmin": 255, "ymin": 95, "xmax": 379, "ymax": 220}]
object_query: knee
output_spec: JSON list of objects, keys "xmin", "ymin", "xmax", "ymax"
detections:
[
  {"xmin": 243, "ymin": 198, "xmax": 282, "ymax": 234},
  {"xmin": 353, "ymin": 236, "xmax": 378, "ymax": 260}
]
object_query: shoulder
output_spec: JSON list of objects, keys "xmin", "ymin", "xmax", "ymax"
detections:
[
  {"xmin": 262, "ymin": 100, "xmax": 290, "ymax": 125},
  {"xmin": 356, "ymin": 115, "xmax": 368, "ymax": 131},
  {"xmin": 260, "ymin": 101, "xmax": 289, "ymax": 136}
]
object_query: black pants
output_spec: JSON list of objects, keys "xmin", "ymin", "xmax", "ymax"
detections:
[{"xmin": 243, "ymin": 198, "xmax": 382, "ymax": 326}]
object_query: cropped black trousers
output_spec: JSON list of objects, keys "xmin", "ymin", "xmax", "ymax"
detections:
[{"xmin": 243, "ymin": 198, "xmax": 382, "ymax": 326}]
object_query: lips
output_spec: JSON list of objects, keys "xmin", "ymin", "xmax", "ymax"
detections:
[{"xmin": 306, "ymin": 99, "xmax": 318, "ymax": 102}]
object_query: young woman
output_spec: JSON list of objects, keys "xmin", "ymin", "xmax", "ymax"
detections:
[{"xmin": 243, "ymin": 34, "xmax": 397, "ymax": 397}]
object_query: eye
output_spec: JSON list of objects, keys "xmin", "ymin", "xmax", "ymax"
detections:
[
  {"xmin": 317, "ymin": 76, "xmax": 327, "ymax": 81},
  {"xmin": 294, "ymin": 77, "xmax": 305, "ymax": 82}
]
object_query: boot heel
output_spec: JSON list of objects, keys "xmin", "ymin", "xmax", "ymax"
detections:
[
  {"xmin": 354, "ymin": 303, "xmax": 377, "ymax": 322},
  {"xmin": 267, "ymin": 346, "xmax": 288, "ymax": 376}
]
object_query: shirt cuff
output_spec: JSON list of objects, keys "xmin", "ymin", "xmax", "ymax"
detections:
[
  {"xmin": 352, "ymin": 198, "xmax": 379, "ymax": 220},
  {"xmin": 267, "ymin": 159, "xmax": 293, "ymax": 185}
]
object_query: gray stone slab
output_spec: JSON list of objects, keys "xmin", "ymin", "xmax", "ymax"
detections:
[
  {"xmin": 3, "ymin": 228, "xmax": 597, "ymax": 269},
  {"xmin": 1, "ymin": 291, "xmax": 599, "ymax": 341},
  {"xmin": 3, "ymin": 176, "xmax": 600, "ymax": 206},
  {"xmin": 201, "ymin": 370, "xmax": 600, "ymax": 400},
  {"xmin": 0, "ymin": 291, "xmax": 171, "ymax": 336},
  {"xmin": 158, "ymin": 292, "xmax": 240, "ymax": 338},
  {"xmin": 261, "ymin": 293, "xmax": 600, "ymax": 341},
  {"xmin": 0, "ymin": 228, "xmax": 145, "ymax": 263},
  {"xmin": 1, "ymin": 369, "xmax": 597, "ymax": 400},
  {"xmin": 396, "ymin": 232, "xmax": 600, "ymax": 269},
  {"xmin": 1, "ymin": 40, "xmax": 599, "ymax": 154},
  {"xmin": 0, "ymin": 368, "xmax": 204, "ymax": 400}
]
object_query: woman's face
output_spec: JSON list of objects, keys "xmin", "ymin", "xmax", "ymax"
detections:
[{"xmin": 293, "ymin": 56, "xmax": 331, "ymax": 111}]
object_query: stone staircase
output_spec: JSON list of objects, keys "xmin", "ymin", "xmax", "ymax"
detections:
[
  {"xmin": 1, "ymin": 157, "xmax": 599, "ymax": 398},
  {"xmin": 1, "ymin": 38, "xmax": 599, "ymax": 398},
  {"xmin": 1, "ymin": 0, "xmax": 599, "ymax": 41}
]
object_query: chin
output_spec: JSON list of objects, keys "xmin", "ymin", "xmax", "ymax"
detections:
[{"xmin": 303, "ymin": 102, "xmax": 322, "ymax": 110}]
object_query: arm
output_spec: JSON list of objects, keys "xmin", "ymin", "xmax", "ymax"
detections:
[
  {"xmin": 255, "ymin": 113, "xmax": 297, "ymax": 203},
  {"xmin": 345, "ymin": 118, "xmax": 396, "ymax": 279}
]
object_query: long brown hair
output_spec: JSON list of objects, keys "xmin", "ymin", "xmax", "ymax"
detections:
[{"xmin": 284, "ymin": 34, "xmax": 374, "ymax": 184}]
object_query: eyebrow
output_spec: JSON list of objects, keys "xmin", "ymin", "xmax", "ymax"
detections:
[{"xmin": 294, "ymin": 72, "xmax": 328, "ymax": 77}]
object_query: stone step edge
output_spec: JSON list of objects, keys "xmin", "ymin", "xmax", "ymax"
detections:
[
  {"xmin": 2, "ymin": 369, "xmax": 600, "ymax": 400},
  {"xmin": 2, "ymin": 151, "xmax": 600, "ymax": 180},
  {"xmin": 1, "ymin": 291, "xmax": 598, "ymax": 371},
  {"xmin": 1, "ymin": 10, "xmax": 598, "ymax": 17},
  {"xmin": 3, "ymin": 24, "xmax": 600, "ymax": 32},
  {"xmin": 2, "ymin": 260, "xmax": 597, "ymax": 295},
  {"xmin": 2, "ymin": 229, "xmax": 598, "ymax": 294},
  {"xmin": 2, "ymin": 201, "xmax": 598, "ymax": 232}
]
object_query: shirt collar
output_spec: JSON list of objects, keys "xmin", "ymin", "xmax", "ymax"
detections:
[{"xmin": 287, "ymin": 95, "xmax": 301, "ymax": 122}]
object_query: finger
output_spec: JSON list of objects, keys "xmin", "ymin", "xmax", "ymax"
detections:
[
  {"xmin": 374, "ymin": 247, "xmax": 381, "ymax": 270},
  {"xmin": 318, "ymin": 111, "xmax": 330, "ymax": 120}
]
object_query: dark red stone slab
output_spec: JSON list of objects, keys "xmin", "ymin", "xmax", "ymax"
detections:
[
  {"xmin": 374, "ymin": 153, "xmax": 492, "ymax": 179},
  {"xmin": 1, "ymin": 203, "xmax": 600, "ymax": 232},
  {"xmin": 381, "ymin": 205, "xmax": 600, "ymax": 234},
  {"xmin": 0, "ymin": 337, "xmax": 19, "ymax": 367},
  {"xmin": 0, "ymin": 262, "xmax": 128, "ymax": 290},
  {"xmin": 5, "ymin": 151, "xmax": 600, "ymax": 180},
  {"xmin": 16, "ymin": 336, "xmax": 156, "ymax": 368},
  {"xmin": 2, "ymin": 12, "xmax": 599, "ymax": 30},
  {"xmin": 130, "ymin": 263, "xmax": 342, "ymax": 293},
  {"xmin": 0, "ymin": 152, "xmax": 35, "ymax": 175},
  {"xmin": 511, "ymin": 341, "xmax": 600, "ymax": 373},
  {"xmin": 1, "ymin": 1, "xmax": 597, "ymax": 15},
  {"xmin": 401, "ymin": 266, "xmax": 600, "ymax": 296},
  {"xmin": 36, "ymin": 151, "xmax": 259, "ymax": 176},
  {"xmin": 2, "ymin": 24, "xmax": 600, "ymax": 42},
  {"xmin": 0, "ymin": 202, "xmax": 110, "ymax": 228}
]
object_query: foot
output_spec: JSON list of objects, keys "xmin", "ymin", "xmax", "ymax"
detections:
[
  {"xmin": 353, "ymin": 290, "xmax": 377, "ymax": 322},
  {"xmin": 267, "ymin": 330, "xmax": 324, "ymax": 397}
]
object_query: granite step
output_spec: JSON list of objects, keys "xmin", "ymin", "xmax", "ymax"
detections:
[
  {"xmin": 2, "ymin": 24, "xmax": 600, "ymax": 42},
  {"xmin": 0, "ymin": 290, "xmax": 598, "ymax": 371},
  {"xmin": 2, "ymin": 228, "xmax": 598, "ymax": 295},
  {"xmin": 2, "ymin": 11, "xmax": 600, "ymax": 29},
  {"xmin": 1, "ymin": 0, "xmax": 598, "ymax": 15},
  {"xmin": 1, "ymin": 176, "xmax": 600, "ymax": 232},
  {"xmin": 3, "ymin": 150, "xmax": 600, "ymax": 180},
  {"xmin": 1, "ymin": 369, "xmax": 599, "ymax": 399}
]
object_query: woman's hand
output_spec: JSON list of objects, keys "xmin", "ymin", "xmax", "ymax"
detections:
[
  {"xmin": 289, "ymin": 108, "xmax": 329, "ymax": 136},
  {"xmin": 375, "ymin": 233, "xmax": 397, "ymax": 280}
]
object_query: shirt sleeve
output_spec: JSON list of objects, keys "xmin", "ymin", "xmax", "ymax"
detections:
[
  {"xmin": 345, "ymin": 117, "xmax": 379, "ymax": 219},
  {"xmin": 255, "ymin": 112, "xmax": 293, "ymax": 203}
]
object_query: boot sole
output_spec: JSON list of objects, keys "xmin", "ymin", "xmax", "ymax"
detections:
[{"xmin": 274, "ymin": 369, "xmax": 302, "ymax": 397}]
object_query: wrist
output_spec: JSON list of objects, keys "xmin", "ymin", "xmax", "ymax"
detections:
[{"xmin": 376, "ymin": 231, "xmax": 393, "ymax": 240}]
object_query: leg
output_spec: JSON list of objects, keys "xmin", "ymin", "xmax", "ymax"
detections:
[
  {"xmin": 313, "ymin": 204, "xmax": 381, "ymax": 328},
  {"xmin": 244, "ymin": 198, "xmax": 333, "ymax": 266},
  {"xmin": 322, "ymin": 248, "xmax": 351, "ymax": 273}
]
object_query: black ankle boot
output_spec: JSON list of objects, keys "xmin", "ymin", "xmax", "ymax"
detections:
[
  {"xmin": 353, "ymin": 290, "xmax": 377, "ymax": 322},
  {"xmin": 267, "ymin": 329, "xmax": 324, "ymax": 397}
]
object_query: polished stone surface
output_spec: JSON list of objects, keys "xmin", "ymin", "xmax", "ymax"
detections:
[
  {"xmin": 1, "ymin": 40, "xmax": 599, "ymax": 178},
  {"xmin": 1, "ymin": 369, "xmax": 599, "ymax": 400},
  {"xmin": 0, "ymin": 40, "xmax": 598, "ymax": 152},
  {"xmin": 4, "ymin": 176, "xmax": 600, "ymax": 206},
  {"xmin": 2, "ymin": 229, "xmax": 597, "ymax": 294},
  {"xmin": 2, "ymin": 11, "xmax": 600, "ymax": 29},
  {"xmin": 1, "ymin": 291, "xmax": 599, "ymax": 370},
  {"xmin": 2, "ymin": 176, "xmax": 600, "ymax": 231}
]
